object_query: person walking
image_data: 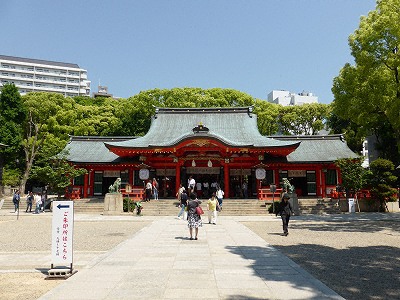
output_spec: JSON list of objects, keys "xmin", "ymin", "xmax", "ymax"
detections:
[
  {"xmin": 25, "ymin": 191, "xmax": 33, "ymax": 213},
  {"xmin": 216, "ymin": 187, "xmax": 224, "ymax": 211},
  {"xmin": 152, "ymin": 178, "xmax": 159, "ymax": 200},
  {"xmin": 207, "ymin": 193, "xmax": 220, "ymax": 225},
  {"xmin": 177, "ymin": 189, "xmax": 188, "ymax": 219},
  {"xmin": 187, "ymin": 192, "xmax": 202, "ymax": 240},
  {"xmin": 12, "ymin": 190, "xmax": 20, "ymax": 213},
  {"xmin": 276, "ymin": 193, "xmax": 294, "ymax": 236}
]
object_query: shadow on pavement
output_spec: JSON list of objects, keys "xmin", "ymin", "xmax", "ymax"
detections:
[{"xmin": 226, "ymin": 243, "xmax": 400, "ymax": 300}]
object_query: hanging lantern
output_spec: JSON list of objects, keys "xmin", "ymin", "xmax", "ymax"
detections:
[
  {"xmin": 192, "ymin": 160, "xmax": 196, "ymax": 167},
  {"xmin": 208, "ymin": 160, "xmax": 213, "ymax": 167}
]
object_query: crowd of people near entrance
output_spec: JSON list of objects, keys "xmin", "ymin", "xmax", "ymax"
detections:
[{"xmin": 12, "ymin": 190, "xmax": 47, "ymax": 214}]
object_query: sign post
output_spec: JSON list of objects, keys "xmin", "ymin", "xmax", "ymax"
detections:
[
  {"xmin": 47, "ymin": 200, "xmax": 77, "ymax": 279},
  {"xmin": 270, "ymin": 184, "xmax": 277, "ymax": 213}
]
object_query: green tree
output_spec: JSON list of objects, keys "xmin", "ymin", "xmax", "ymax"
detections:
[
  {"xmin": 0, "ymin": 83, "xmax": 26, "ymax": 169},
  {"xmin": 335, "ymin": 157, "xmax": 367, "ymax": 211},
  {"xmin": 326, "ymin": 112, "xmax": 364, "ymax": 154},
  {"xmin": 366, "ymin": 158, "xmax": 398, "ymax": 211},
  {"xmin": 123, "ymin": 88, "xmax": 257, "ymax": 136},
  {"xmin": 331, "ymin": 0, "xmax": 400, "ymax": 164},
  {"xmin": 30, "ymin": 149, "xmax": 87, "ymax": 198},
  {"xmin": 21, "ymin": 93, "xmax": 77, "ymax": 192},
  {"xmin": 278, "ymin": 103, "xmax": 330, "ymax": 135},
  {"xmin": 253, "ymin": 100, "xmax": 280, "ymax": 135}
]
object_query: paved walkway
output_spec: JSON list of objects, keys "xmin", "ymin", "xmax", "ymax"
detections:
[{"xmin": 38, "ymin": 216, "xmax": 343, "ymax": 300}]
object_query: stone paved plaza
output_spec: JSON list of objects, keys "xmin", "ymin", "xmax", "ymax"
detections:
[{"xmin": 0, "ymin": 210, "xmax": 399, "ymax": 299}]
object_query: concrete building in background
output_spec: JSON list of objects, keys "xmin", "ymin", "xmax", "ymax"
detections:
[
  {"xmin": 0, "ymin": 55, "xmax": 91, "ymax": 97},
  {"xmin": 268, "ymin": 90, "xmax": 318, "ymax": 106},
  {"xmin": 93, "ymin": 85, "xmax": 113, "ymax": 98}
]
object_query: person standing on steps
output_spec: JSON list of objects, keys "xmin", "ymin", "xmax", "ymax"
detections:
[
  {"xmin": 216, "ymin": 186, "xmax": 224, "ymax": 211},
  {"xmin": 176, "ymin": 184, "xmax": 185, "ymax": 202},
  {"xmin": 276, "ymin": 193, "xmax": 294, "ymax": 236},
  {"xmin": 187, "ymin": 176, "xmax": 196, "ymax": 197},
  {"xmin": 152, "ymin": 178, "xmax": 159, "ymax": 200},
  {"xmin": 145, "ymin": 180, "xmax": 152, "ymax": 202}
]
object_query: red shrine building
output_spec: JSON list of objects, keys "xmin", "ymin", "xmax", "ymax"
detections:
[{"xmin": 65, "ymin": 107, "xmax": 357, "ymax": 199}]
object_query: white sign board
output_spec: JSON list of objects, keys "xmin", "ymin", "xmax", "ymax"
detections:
[{"xmin": 51, "ymin": 201, "xmax": 74, "ymax": 265}]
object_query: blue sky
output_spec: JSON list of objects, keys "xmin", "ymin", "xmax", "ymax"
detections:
[{"xmin": 1, "ymin": 0, "xmax": 376, "ymax": 103}]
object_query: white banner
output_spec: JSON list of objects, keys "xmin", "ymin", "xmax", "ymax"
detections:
[{"xmin": 51, "ymin": 201, "xmax": 74, "ymax": 266}]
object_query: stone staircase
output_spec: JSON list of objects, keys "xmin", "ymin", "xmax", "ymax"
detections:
[
  {"xmin": 298, "ymin": 198, "xmax": 341, "ymax": 214},
  {"xmin": 139, "ymin": 199, "xmax": 269, "ymax": 216},
  {"xmin": 0, "ymin": 196, "xmax": 342, "ymax": 215},
  {"xmin": 72, "ymin": 197, "xmax": 342, "ymax": 215}
]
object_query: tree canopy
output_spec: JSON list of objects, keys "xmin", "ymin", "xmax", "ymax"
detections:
[
  {"xmin": 331, "ymin": 0, "xmax": 400, "ymax": 164},
  {"xmin": 0, "ymin": 83, "xmax": 26, "ymax": 170}
]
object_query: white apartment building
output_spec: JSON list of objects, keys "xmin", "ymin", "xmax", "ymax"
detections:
[
  {"xmin": 0, "ymin": 55, "xmax": 91, "ymax": 97},
  {"xmin": 268, "ymin": 90, "xmax": 318, "ymax": 106}
]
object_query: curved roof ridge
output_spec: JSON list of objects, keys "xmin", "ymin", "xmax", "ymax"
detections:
[{"xmin": 106, "ymin": 107, "xmax": 299, "ymax": 149}]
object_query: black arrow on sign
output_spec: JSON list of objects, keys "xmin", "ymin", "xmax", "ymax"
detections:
[{"xmin": 57, "ymin": 204, "xmax": 70, "ymax": 209}]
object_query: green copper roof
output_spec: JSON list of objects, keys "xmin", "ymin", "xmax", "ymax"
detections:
[
  {"xmin": 105, "ymin": 107, "xmax": 299, "ymax": 149},
  {"xmin": 271, "ymin": 135, "xmax": 358, "ymax": 162},
  {"xmin": 65, "ymin": 134, "xmax": 357, "ymax": 164},
  {"xmin": 64, "ymin": 136, "xmax": 135, "ymax": 163}
]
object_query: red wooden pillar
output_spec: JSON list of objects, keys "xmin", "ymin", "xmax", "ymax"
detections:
[
  {"xmin": 256, "ymin": 179, "xmax": 261, "ymax": 199},
  {"xmin": 83, "ymin": 172, "xmax": 89, "ymax": 198},
  {"xmin": 274, "ymin": 169, "xmax": 280, "ymax": 186},
  {"xmin": 224, "ymin": 163, "xmax": 229, "ymax": 198},
  {"xmin": 89, "ymin": 170, "xmax": 95, "ymax": 196},
  {"xmin": 175, "ymin": 163, "xmax": 181, "ymax": 195},
  {"xmin": 321, "ymin": 169, "xmax": 326, "ymax": 198},
  {"xmin": 129, "ymin": 169, "xmax": 134, "ymax": 185}
]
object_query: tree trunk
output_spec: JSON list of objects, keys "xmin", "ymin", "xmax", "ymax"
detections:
[{"xmin": 20, "ymin": 160, "xmax": 33, "ymax": 194}]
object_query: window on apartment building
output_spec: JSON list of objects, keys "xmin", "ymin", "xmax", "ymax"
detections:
[
  {"xmin": 2, "ymin": 72, "xmax": 9, "ymax": 76},
  {"xmin": 2, "ymin": 64, "xmax": 9, "ymax": 68}
]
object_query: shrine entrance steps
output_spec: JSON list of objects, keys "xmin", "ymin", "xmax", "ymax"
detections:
[{"xmin": 68, "ymin": 198, "xmax": 342, "ymax": 216}]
